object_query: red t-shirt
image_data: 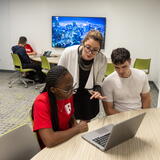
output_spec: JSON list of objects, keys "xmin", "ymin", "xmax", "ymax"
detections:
[
  {"xmin": 33, "ymin": 92, "xmax": 74, "ymax": 131},
  {"xmin": 25, "ymin": 44, "xmax": 33, "ymax": 54}
]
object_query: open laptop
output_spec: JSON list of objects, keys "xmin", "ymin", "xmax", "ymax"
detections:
[
  {"xmin": 43, "ymin": 51, "xmax": 52, "ymax": 57},
  {"xmin": 82, "ymin": 112, "xmax": 145, "ymax": 151}
]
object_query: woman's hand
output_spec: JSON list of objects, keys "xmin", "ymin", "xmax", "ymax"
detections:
[{"xmin": 89, "ymin": 91, "xmax": 107, "ymax": 100}]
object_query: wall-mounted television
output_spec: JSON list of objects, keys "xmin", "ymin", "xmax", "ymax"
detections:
[{"xmin": 52, "ymin": 16, "xmax": 106, "ymax": 49}]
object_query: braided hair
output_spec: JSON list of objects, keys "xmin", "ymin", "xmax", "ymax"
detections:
[{"xmin": 33, "ymin": 65, "xmax": 69, "ymax": 131}]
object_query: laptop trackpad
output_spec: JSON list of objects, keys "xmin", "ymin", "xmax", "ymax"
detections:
[{"xmin": 95, "ymin": 124, "xmax": 113, "ymax": 135}]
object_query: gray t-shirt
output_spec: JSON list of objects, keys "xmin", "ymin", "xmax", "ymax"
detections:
[{"xmin": 102, "ymin": 68, "xmax": 150, "ymax": 112}]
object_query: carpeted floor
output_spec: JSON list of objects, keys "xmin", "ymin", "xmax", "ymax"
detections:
[
  {"xmin": 0, "ymin": 71, "xmax": 159, "ymax": 136},
  {"xmin": 0, "ymin": 71, "xmax": 40, "ymax": 135}
]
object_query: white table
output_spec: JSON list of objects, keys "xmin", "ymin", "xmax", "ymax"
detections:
[
  {"xmin": 29, "ymin": 55, "xmax": 60, "ymax": 64},
  {"xmin": 31, "ymin": 108, "xmax": 160, "ymax": 160}
]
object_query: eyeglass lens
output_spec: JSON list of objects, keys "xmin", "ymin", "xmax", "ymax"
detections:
[{"xmin": 84, "ymin": 45, "xmax": 99, "ymax": 54}]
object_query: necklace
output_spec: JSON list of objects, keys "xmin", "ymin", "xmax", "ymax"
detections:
[{"xmin": 78, "ymin": 46, "xmax": 93, "ymax": 71}]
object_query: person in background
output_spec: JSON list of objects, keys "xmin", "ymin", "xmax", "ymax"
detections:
[
  {"xmin": 32, "ymin": 66, "xmax": 88, "ymax": 148},
  {"xmin": 25, "ymin": 43, "xmax": 37, "ymax": 55},
  {"xmin": 102, "ymin": 48, "xmax": 151, "ymax": 115},
  {"xmin": 11, "ymin": 36, "xmax": 45, "ymax": 83},
  {"xmin": 58, "ymin": 30, "xmax": 107, "ymax": 121},
  {"xmin": 18, "ymin": 36, "xmax": 37, "ymax": 55}
]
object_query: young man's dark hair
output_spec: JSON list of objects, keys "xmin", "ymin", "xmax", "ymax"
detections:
[
  {"xmin": 111, "ymin": 48, "xmax": 130, "ymax": 65},
  {"xmin": 18, "ymin": 36, "xmax": 27, "ymax": 45}
]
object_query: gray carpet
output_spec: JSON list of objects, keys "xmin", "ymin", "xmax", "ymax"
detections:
[
  {"xmin": 0, "ymin": 71, "xmax": 39, "ymax": 135},
  {"xmin": 0, "ymin": 71, "xmax": 158, "ymax": 135}
]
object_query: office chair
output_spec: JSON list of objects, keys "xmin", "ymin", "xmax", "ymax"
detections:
[
  {"xmin": 40, "ymin": 55, "xmax": 51, "ymax": 74},
  {"xmin": 133, "ymin": 58, "xmax": 151, "ymax": 74},
  {"xmin": 105, "ymin": 63, "xmax": 115, "ymax": 77},
  {"xmin": 9, "ymin": 53, "xmax": 35, "ymax": 88},
  {"xmin": 35, "ymin": 56, "xmax": 51, "ymax": 90},
  {"xmin": 0, "ymin": 124, "xmax": 40, "ymax": 160}
]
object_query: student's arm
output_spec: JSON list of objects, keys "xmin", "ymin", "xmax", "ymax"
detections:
[
  {"xmin": 38, "ymin": 121, "xmax": 88, "ymax": 148},
  {"xmin": 27, "ymin": 51, "xmax": 37, "ymax": 55},
  {"xmin": 141, "ymin": 92, "xmax": 151, "ymax": 108},
  {"xmin": 102, "ymin": 101, "xmax": 120, "ymax": 115},
  {"xmin": 101, "ymin": 77, "xmax": 119, "ymax": 115},
  {"xmin": 25, "ymin": 44, "xmax": 37, "ymax": 55},
  {"xmin": 69, "ymin": 115, "xmax": 78, "ymax": 127},
  {"xmin": 141, "ymin": 73, "xmax": 151, "ymax": 108}
]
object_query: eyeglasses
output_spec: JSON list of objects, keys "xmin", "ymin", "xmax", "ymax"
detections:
[
  {"xmin": 84, "ymin": 45, "xmax": 100, "ymax": 55},
  {"xmin": 56, "ymin": 83, "xmax": 77, "ymax": 94}
]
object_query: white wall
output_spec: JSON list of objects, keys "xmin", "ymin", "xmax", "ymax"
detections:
[
  {"xmin": 0, "ymin": 0, "xmax": 12, "ymax": 70},
  {"xmin": 0, "ymin": 0, "xmax": 160, "ymax": 86}
]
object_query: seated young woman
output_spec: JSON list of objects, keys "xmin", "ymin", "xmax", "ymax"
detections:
[{"xmin": 32, "ymin": 65, "xmax": 88, "ymax": 149}]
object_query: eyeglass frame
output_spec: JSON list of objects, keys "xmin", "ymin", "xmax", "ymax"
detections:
[
  {"xmin": 83, "ymin": 45, "xmax": 101, "ymax": 55},
  {"xmin": 55, "ymin": 83, "xmax": 77, "ymax": 94}
]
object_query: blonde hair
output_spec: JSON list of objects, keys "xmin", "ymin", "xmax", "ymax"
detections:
[{"xmin": 82, "ymin": 30, "xmax": 103, "ymax": 49}]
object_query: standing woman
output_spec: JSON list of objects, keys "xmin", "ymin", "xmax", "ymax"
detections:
[
  {"xmin": 32, "ymin": 66, "xmax": 88, "ymax": 149},
  {"xmin": 58, "ymin": 30, "xmax": 107, "ymax": 121}
]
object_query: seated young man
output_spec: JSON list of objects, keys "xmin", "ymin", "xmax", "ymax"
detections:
[
  {"xmin": 102, "ymin": 48, "xmax": 151, "ymax": 115},
  {"xmin": 17, "ymin": 36, "xmax": 37, "ymax": 55},
  {"xmin": 11, "ymin": 36, "xmax": 45, "ymax": 83}
]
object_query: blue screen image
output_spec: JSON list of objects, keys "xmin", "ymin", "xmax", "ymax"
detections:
[{"xmin": 52, "ymin": 16, "xmax": 106, "ymax": 48}]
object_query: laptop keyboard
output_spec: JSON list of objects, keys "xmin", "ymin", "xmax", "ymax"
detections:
[{"xmin": 92, "ymin": 133, "xmax": 110, "ymax": 147}]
